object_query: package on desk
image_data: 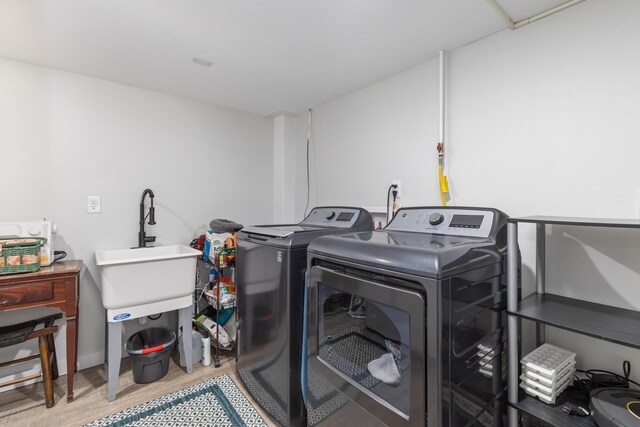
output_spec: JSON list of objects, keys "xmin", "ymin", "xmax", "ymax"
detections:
[
  {"xmin": 202, "ymin": 231, "xmax": 232, "ymax": 264},
  {"xmin": 0, "ymin": 236, "xmax": 47, "ymax": 275}
]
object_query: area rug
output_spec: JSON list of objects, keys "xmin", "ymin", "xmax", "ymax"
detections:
[{"xmin": 84, "ymin": 374, "xmax": 268, "ymax": 427}]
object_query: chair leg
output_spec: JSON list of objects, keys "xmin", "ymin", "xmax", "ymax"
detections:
[
  {"xmin": 47, "ymin": 333, "xmax": 59, "ymax": 380},
  {"xmin": 39, "ymin": 335, "xmax": 55, "ymax": 408}
]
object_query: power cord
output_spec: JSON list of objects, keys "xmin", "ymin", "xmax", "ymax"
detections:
[
  {"xmin": 386, "ymin": 184, "xmax": 398, "ymax": 224},
  {"xmin": 567, "ymin": 360, "xmax": 639, "ymax": 406},
  {"xmin": 579, "ymin": 360, "xmax": 639, "ymax": 388},
  {"xmin": 562, "ymin": 405, "xmax": 589, "ymax": 417}
]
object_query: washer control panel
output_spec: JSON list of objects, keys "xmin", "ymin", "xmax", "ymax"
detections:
[
  {"xmin": 386, "ymin": 208, "xmax": 495, "ymax": 238},
  {"xmin": 301, "ymin": 207, "xmax": 362, "ymax": 228}
]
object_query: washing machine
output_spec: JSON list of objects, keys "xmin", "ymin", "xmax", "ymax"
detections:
[
  {"xmin": 236, "ymin": 207, "xmax": 373, "ymax": 427},
  {"xmin": 304, "ymin": 206, "xmax": 510, "ymax": 427}
]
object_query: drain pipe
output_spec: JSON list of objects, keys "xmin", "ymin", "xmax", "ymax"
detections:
[
  {"xmin": 486, "ymin": 0, "xmax": 585, "ymax": 30},
  {"xmin": 437, "ymin": 50, "xmax": 449, "ymax": 206}
]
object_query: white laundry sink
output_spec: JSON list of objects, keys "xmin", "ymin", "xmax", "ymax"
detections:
[
  {"xmin": 96, "ymin": 244, "xmax": 200, "ymax": 401},
  {"xmin": 95, "ymin": 244, "xmax": 201, "ymax": 310}
]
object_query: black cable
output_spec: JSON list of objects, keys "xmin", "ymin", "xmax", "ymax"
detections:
[
  {"xmin": 624, "ymin": 360, "xmax": 632, "ymax": 383},
  {"xmin": 562, "ymin": 404, "xmax": 589, "ymax": 417},
  {"xmin": 568, "ymin": 361, "xmax": 640, "ymax": 406},
  {"xmin": 574, "ymin": 360, "xmax": 640, "ymax": 389},
  {"xmin": 51, "ymin": 250, "xmax": 67, "ymax": 264},
  {"xmin": 386, "ymin": 184, "xmax": 398, "ymax": 224},
  {"xmin": 304, "ymin": 108, "xmax": 312, "ymax": 218}
]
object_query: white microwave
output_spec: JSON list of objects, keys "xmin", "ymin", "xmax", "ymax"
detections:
[{"xmin": 0, "ymin": 220, "xmax": 56, "ymax": 266}]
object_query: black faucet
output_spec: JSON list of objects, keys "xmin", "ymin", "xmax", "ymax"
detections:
[{"xmin": 138, "ymin": 188, "xmax": 156, "ymax": 248}]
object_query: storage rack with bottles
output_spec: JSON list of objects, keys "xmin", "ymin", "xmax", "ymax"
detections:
[
  {"xmin": 210, "ymin": 245, "xmax": 237, "ymax": 368},
  {"xmin": 506, "ymin": 216, "xmax": 640, "ymax": 427},
  {"xmin": 194, "ymin": 246, "xmax": 237, "ymax": 368}
]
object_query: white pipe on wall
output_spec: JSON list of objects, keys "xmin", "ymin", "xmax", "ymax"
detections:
[
  {"xmin": 485, "ymin": 0, "xmax": 585, "ymax": 31},
  {"xmin": 437, "ymin": 49, "xmax": 449, "ymax": 206},
  {"xmin": 485, "ymin": 0, "xmax": 515, "ymax": 29},
  {"xmin": 439, "ymin": 50, "xmax": 445, "ymax": 153},
  {"xmin": 513, "ymin": 0, "xmax": 585, "ymax": 29}
]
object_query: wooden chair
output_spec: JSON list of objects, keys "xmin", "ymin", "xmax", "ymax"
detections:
[{"xmin": 0, "ymin": 312, "xmax": 62, "ymax": 408}]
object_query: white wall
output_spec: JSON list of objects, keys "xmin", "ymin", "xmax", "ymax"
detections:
[
  {"xmin": 295, "ymin": 0, "xmax": 640, "ymax": 380},
  {"xmin": 0, "ymin": 58, "xmax": 53, "ymax": 216},
  {"xmin": 0, "ymin": 57, "xmax": 273, "ymax": 382},
  {"xmin": 273, "ymin": 114, "xmax": 297, "ymax": 223}
]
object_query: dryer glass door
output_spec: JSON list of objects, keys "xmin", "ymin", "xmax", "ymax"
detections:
[{"xmin": 308, "ymin": 265, "xmax": 425, "ymax": 427}]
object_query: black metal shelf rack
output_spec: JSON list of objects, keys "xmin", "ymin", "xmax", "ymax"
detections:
[
  {"xmin": 195, "ymin": 255, "xmax": 237, "ymax": 368},
  {"xmin": 506, "ymin": 216, "xmax": 640, "ymax": 426}
]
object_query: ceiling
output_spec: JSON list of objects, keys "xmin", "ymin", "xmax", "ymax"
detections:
[{"xmin": 0, "ymin": 0, "xmax": 577, "ymax": 116}]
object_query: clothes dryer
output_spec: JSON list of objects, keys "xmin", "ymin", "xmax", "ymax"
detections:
[
  {"xmin": 304, "ymin": 207, "xmax": 510, "ymax": 427},
  {"xmin": 236, "ymin": 207, "xmax": 373, "ymax": 426}
]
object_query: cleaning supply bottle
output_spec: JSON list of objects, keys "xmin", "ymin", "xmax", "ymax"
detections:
[
  {"xmin": 209, "ymin": 267, "xmax": 219, "ymax": 283},
  {"xmin": 201, "ymin": 334, "xmax": 211, "ymax": 366}
]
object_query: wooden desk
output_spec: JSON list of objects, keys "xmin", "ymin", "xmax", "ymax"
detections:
[{"xmin": 0, "ymin": 260, "xmax": 81, "ymax": 402}]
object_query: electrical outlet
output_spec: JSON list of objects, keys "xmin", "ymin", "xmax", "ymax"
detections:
[
  {"xmin": 87, "ymin": 196, "xmax": 101, "ymax": 214},
  {"xmin": 392, "ymin": 180, "xmax": 402, "ymax": 198}
]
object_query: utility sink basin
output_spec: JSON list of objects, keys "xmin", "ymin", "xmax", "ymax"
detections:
[
  {"xmin": 96, "ymin": 244, "xmax": 200, "ymax": 401},
  {"xmin": 95, "ymin": 244, "xmax": 201, "ymax": 310}
]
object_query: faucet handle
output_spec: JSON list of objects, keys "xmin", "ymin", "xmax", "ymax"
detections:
[{"xmin": 145, "ymin": 236, "xmax": 156, "ymax": 243}]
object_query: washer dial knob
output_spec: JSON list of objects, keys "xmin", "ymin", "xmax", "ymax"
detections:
[
  {"xmin": 429, "ymin": 213, "xmax": 444, "ymax": 225},
  {"xmin": 326, "ymin": 211, "xmax": 336, "ymax": 220}
]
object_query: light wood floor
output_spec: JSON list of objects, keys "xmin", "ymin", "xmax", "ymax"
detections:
[{"xmin": 0, "ymin": 353, "xmax": 277, "ymax": 427}]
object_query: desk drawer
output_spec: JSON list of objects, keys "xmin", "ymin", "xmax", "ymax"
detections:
[{"xmin": 0, "ymin": 281, "xmax": 54, "ymax": 308}]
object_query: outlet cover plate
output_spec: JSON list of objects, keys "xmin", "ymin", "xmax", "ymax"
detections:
[
  {"xmin": 392, "ymin": 180, "xmax": 402, "ymax": 198},
  {"xmin": 87, "ymin": 196, "xmax": 101, "ymax": 214}
]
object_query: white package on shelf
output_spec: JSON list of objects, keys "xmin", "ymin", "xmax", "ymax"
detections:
[
  {"xmin": 519, "ymin": 369, "xmax": 574, "ymax": 404},
  {"xmin": 520, "ymin": 363, "xmax": 574, "ymax": 394},
  {"xmin": 522, "ymin": 361, "xmax": 575, "ymax": 387},
  {"xmin": 519, "ymin": 343, "xmax": 576, "ymax": 404},
  {"xmin": 520, "ymin": 366, "xmax": 573, "ymax": 395},
  {"xmin": 520, "ymin": 343, "xmax": 576, "ymax": 380}
]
